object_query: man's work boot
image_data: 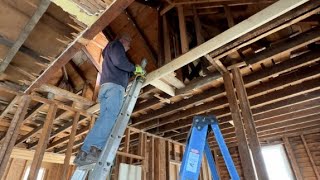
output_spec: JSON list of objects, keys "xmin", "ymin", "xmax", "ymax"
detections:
[
  {"xmin": 73, "ymin": 150, "xmax": 91, "ymax": 166},
  {"xmin": 86, "ymin": 146, "xmax": 102, "ymax": 163}
]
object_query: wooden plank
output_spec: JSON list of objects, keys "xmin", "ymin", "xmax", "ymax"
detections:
[
  {"xmin": 122, "ymin": 129, "xmax": 131, "ymax": 163},
  {"xmin": 0, "ymin": 0, "xmax": 51, "ymax": 73},
  {"xmin": 83, "ymin": 47, "xmax": 102, "ymax": 73},
  {"xmin": 209, "ymin": 1, "xmax": 320, "ymax": 63},
  {"xmin": 283, "ymin": 137, "xmax": 303, "ymax": 180},
  {"xmin": 142, "ymin": 0, "xmax": 308, "ymax": 87},
  {"xmin": 231, "ymin": 67, "xmax": 268, "ymax": 180},
  {"xmin": 163, "ymin": 14, "xmax": 171, "ymax": 64},
  {"xmin": 135, "ymin": 58, "xmax": 320, "ymax": 130},
  {"xmin": 165, "ymin": 141, "xmax": 171, "ymax": 180},
  {"xmin": 0, "ymin": 96, "xmax": 19, "ymax": 119},
  {"xmin": 158, "ymin": 10, "xmax": 165, "ymax": 67},
  {"xmin": 0, "ymin": 95, "xmax": 30, "ymax": 177},
  {"xmin": 222, "ymin": 72, "xmax": 256, "ymax": 180},
  {"xmin": 125, "ymin": 10, "xmax": 158, "ymax": 65},
  {"xmin": 93, "ymin": 72, "xmax": 101, "ymax": 102},
  {"xmin": 205, "ymin": 54, "xmax": 227, "ymax": 74},
  {"xmin": 28, "ymin": 104, "xmax": 57, "ymax": 180},
  {"xmin": 150, "ymin": 79, "xmax": 175, "ymax": 96},
  {"xmin": 135, "ymin": 29, "xmax": 320, "ymax": 125},
  {"xmin": 25, "ymin": 0, "xmax": 135, "ymax": 93},
  {"xmin": 62, "ymin": 112, "xmax": 80, "ymax": 180},
  {"xmin": 154, "ymin": 138, "xmax": 166, "ymax": 180},
  {"xmin": 193, "ymin": 6, "xmax": 204, "ymax": 45},
  {"xmin": 224, "ymin": 5, "xmax": 235, "ymax": 27},
  {"xmin": 16, "ymin": 125, "xmax": 43, "ymax": 145},
  {"xmin": 162, "ymin": 74, "xmax": 185, "ymax": 89},
  {"xmin": 149, "ymin": 136, "xmax": 155, "ymax": 180},
  {"xmin": 173, "ymin": 0, "xmax": 273, "ymax": 5},
  {"xmin": 177, "ymin": 5, "xmax": 188, "ymax": 54},
  {"xmin": 46, "ymin": 126, "xmax": 89, "ymax": 151},
  {"xmin": 10, "ymin": 148, "xmax": 74, "ymax": 164},
  {"xmin": 38, "ymin": 84, "xmax": 94, "ymax": 106},
  {"xmin": 0, "ymin": 35, "xmax": 50, "ymax": 65},
  {"xmin": 142, "ymin": 134, "xmax": 148, "ymax": 180},
  {"xmin": 300, "ymin": 135, "xmax": 320, "ymax": 179},
  {"xmin": 245, "ymin": 28, "xmax": 320, "ymax": 65},
  {"xmin": 160, "ymin": 4, "xmax": 175, "ymax": 16}
]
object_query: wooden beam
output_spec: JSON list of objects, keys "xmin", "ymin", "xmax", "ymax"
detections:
[
  {"xmin": 0, "ymin": 96, "xmax": 31, "ymax": 177},
  {"xmin": 0, "ymin": 96, "xmax": 19, "ymax": 119},
  {"xmin": 0, "ymin": 0, "xmax": 51, "ymax": 73},
  {"xmin": 300, "ymin": 135, "xmax": 320, "ymax": 179},
  {"xmin": 160, "ymin": 3, "xmax": 175, "ymax": 16},
  {"xmin": 28, "ymin": 104, "xmax": 57, "ymax": 180},
  {"xmin": 93, "ymin": 72, "xmax": 101, "ymax": 101},
  {"xmin": 169, "ymin": 93, "xmax": 320, "ymax": 142},
  {"xmin": 176, "ymin": 71, "xmax": 221, "ymax": 95},
  {"xmin": 209, "ymin": 2, "xmax": 320, "ymax": 63},
  {"xmin": 25, "ymin": 0, "xmax": 135, "ymax": 94},
  {"xmin": 38, "ymin": 84, "xmax": 94, "ymax": 106},
  {"xmin": 154, "ymin": 138, "xmax": 166, "ymax": 179},
  {"xmin": 83, "ymin": 47, "xmax": 102, "ymax": 73},
  {"xmin": 224, "ymin": 5, "xmax": 235, "ymax": 27},
  {"xmin": 223, "ymin": 72, "xmax": 256, "ymax": 180},
  {"xmin": 68, "ymin": 61, "xmax": 94, "ymax": 91},
  {"xmin": 143, "ymin": 0, "xmax": 308, "ymax": 87},
  {"xmin": 9, "ymin": 148, "xmax": 75, "ymax": 164},
  {"xmin": 0, "ymin": 36, "xmax": 50, "ymax": 65},
  {"xmin": 162, "ymin": 74, "xmax": 185, "ymax": 89},
  {"xmin": 150, "ymin": 79, "xmax": 175, "ymax": 96},
  {"xmin": 125, "ymin": 10, "xmax": 158, "ymax": 65},
  {"xmin": 134, "ymin": 46, "xmax": 320, "ymax": 129},
  {"xmin": 139, "ymin": 66, "xmax": 320, "ymax": 130},
  {"xmin": 246, "ymin": 28, "xmax": 320, "ymax": 65},
  {"xmin": 16, "ymin": 125, "xmax": 43, "ymax": 146},
  {"xmin": 205, "ymin": 55, "xmax": 227, "ymax": 74},
  {"xmin": 62, "ymin": 112, "xmax": 80, "ymax": 180},
  {"xmin": 157, "ymin": 9, "xmax": 165, "ymax": 68},
  {"xmin": 173, "ymin": 0, "xmax": 273, "ymax": 5},
  {"xmin": 46, "ymin": 126, "xmax": 89, "ymax": 151},
  {"xmin": 283, "ymin": 137, "xmax": 303, "ymax": 180},
  {"xmin": 163, "ymin": 14, "xmax": 171, "ymax": 64},
  {"xmin": 231, "ymin": 67, "xmax": 268, "ymax": 180},
  {"xmin": 177, "ymin": 5, "xmax": 188, "ymax": 54},
  {"xmin": 177, "ymin": 8, "xmax": 320, "ymax": 94}
]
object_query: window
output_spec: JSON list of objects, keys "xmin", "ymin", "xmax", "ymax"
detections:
[
  {"xmin": 262, "ymin": 144, "xmax": 294, "ymax": 180},
  {"xmin": 22, "ymin": 167, "xmax": 46, "ymax": 180}
]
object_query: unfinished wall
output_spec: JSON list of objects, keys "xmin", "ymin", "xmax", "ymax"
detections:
[
  {"xmin": 214, "ymin": 131, "xmax": 320, "ymax": 180},
  {"xmin": 285, "ymin": 132, "xmax": 320, "ymax": 180},
  {"xmin": 1, "ymin": 158, "xmax": 74, "ymax": 180}
]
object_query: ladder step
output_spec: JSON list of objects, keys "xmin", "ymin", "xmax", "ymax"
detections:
[
  {"xmin": 78, "ymin": 163, "xmax": 96, "ymax": 170},
  {"xmin": 71, "ymin": 169, "xmax": 89, "ymax": 180}
]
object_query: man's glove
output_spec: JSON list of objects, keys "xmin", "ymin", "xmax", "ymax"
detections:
[{"xmin": 134, "ymin": 65, "xmax": 146, "ymax": 77}]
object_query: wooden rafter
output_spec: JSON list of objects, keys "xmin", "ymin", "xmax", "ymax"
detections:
[
  {"xmin": 232, "ymin": 67, "xmax": 268, "ymax": 180},
  {"xmin": 136, "ymin": 64, "xmax": 320, "ymax": 140},
  {"xmin": 125, "ymin": 10, "xmax": 158, "ymax": 65},
  {"xmin": 28, "ymin": 104, "xmax": 57, "ymax": 180},
  {"xmin": 133, "ymin": 28, "xmax": 320, "ymax": 125},
  {"xmin": 143, "ymin": 0, "xmax": 309, "ymax": 87},
  {"xmin": 0, "ymin": 0, "xmax": 51, "ymax": 73},
  {"xmin": 0, "ymin": 96, "xmax": 31, "ymax": 177},
  {"xmin": 0, "ymin": 36, "xmax": 50, "ymax": 65},
  {"xmin": 25, "ymin": 0, "xmax": 135, "ymax": 94},
  {"xmin": 223, "ymin": 72, "xmax": 256, "ymax": 180}
]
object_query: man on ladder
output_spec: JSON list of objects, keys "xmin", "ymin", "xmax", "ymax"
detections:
[{"xmin": 74, "ymin": 33, "xmax": 146, "ymax": 166}]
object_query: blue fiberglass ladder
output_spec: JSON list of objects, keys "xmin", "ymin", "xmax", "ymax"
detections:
[{"xmin": 179, "ymin": 115, "xmax": 240, "ymax": 180}]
